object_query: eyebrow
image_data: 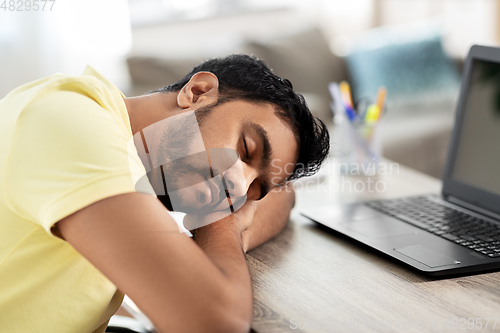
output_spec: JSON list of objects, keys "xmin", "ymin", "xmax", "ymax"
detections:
[{"xmin": 247, "ymin": 123, "xmax": 272, "ymax": 198}]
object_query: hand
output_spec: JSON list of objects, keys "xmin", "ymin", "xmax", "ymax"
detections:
[
  {"xmin": 240, "ymin": 186, "xmax": 295, "ymax": 252},
  {"xmin": 186, "ymin": 200, "xmax": 257, "ymax": 246},
  {"xmin": 231, "ymin": 200, "xmax": 258, "ymax": 235}
]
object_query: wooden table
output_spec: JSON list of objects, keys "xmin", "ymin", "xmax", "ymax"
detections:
[{"xmin": 247, "ymin": 159, "xmax": 500, "ymax": 333}]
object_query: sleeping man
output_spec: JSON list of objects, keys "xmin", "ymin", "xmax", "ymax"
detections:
[{"xmin": 0, "ymin": 54, "xmax": 329, "ymax": 333}]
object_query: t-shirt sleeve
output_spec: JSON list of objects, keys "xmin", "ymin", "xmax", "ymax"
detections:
[{"xmin": 4, "ymin": 90, "xmax": 147, "ymax": 236}]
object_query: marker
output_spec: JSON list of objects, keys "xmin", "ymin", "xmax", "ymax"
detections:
[
  {"xmin": 339, "ymin": 81, "xmax": 354, "ymax": 109},
  {"xmin": 339, "ymin": 81, "xmax": 357, "ymax": 121},
  {"xmin": 328, "ymin": 82, "xmax": 344, "ymax": 117},
  {"xmin": 375, "ymin": 86, "xmax": 387, "ymax": 117},
  {"xmin": 364, "ymin": 86, "xmax": 387, "ymax": 124},
  {"xmin": 344, "ymin": 105, "xmax": 357, "ymax": 122},
  {"xmin": 364, "ymin": 104, "xmax": 380, "ymax": 124},
  {"xmin": 329, "ymin": 82, "xmax": 355, "ymax": 121}
]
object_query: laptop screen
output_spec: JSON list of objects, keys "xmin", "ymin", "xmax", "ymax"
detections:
[{"xmin": 451, "ymin": 59, "xmax": 500, "ymax": 196}]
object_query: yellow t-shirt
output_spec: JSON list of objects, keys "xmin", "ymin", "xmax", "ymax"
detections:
[{"xmin": 0, "ymin": 66, "xmax": 147, "ymax": 332}]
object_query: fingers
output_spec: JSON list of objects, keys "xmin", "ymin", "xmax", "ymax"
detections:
[
  {"xmin": 183, "ymin": 209, "xmax": 232, "ymax": 230},
  {"xmin": 235, "ymin": 201, "xmax": 257, "ymax": 232},
  {"xmin": 184, "ymin": 200, "xmax": 257, "ymax": 233}
]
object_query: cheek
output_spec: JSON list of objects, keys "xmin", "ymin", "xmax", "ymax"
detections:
[
  {"xmin": 269, "ymin": 161, "xmax": 295, "ymax": 187},
  {"xmin": 270, "ymin": 134, "xmax": 298, "ymax": 176},
  {"xmin": 283, "ymin": 162, "xmax": 296, "ymax": 177}
]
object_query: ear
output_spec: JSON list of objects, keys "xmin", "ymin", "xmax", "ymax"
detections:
[{"xmin": 177, "ymin": 72, "xmax": 219, "ymax": 109}]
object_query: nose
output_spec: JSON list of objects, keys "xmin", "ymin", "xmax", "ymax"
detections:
[{"xmin": 222, "ymin": 160, "xmax": 259, "ymax": 200}]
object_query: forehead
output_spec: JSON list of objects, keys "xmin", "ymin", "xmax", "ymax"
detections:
[
  {"xmin": 222, "ymin": 99, "xmax": 295, "ymax": 141},
  {"xmin": 217, "ymin": 99, "xmax": 291, "ymax": 129}
]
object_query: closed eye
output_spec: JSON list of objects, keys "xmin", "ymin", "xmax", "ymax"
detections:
[{"xmin": 243, "ymin": 137, "xmax": 250, "ymax": 160}]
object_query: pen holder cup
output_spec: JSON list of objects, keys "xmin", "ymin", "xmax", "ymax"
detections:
[{"xmin": 333, "ymin": 119, "xmax": 383, "ymax": 176}]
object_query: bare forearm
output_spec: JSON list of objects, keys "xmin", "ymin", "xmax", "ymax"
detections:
[
  {"xmin": 59, "ymin": 193, "xmax": 252, "ymax": 333},
  {"xmin": 194, "ymin": 219, "xmax": 253, "ymax": 328},
  {"xmin": 242, "ymin": 186, "xmax": 295, "ymax": 252}
]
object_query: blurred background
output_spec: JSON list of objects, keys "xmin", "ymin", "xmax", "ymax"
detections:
[{"xmin": 1, "ymin": 0, "xmax": 499, "ymax": 177}]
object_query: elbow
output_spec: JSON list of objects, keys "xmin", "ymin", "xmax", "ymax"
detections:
[
  {"xmin": 194, "ymin": 305, "xmax": 251, "ymax": 333},
  {"xmin": 213, "ymin": 315, "xmax": 252, "ymax": 333},
  {"xmin": 204, "ymin": 283, "xmax": 253, "ymax": 333},
  {"xmin": 154, "ymin": 288, "xmax": 253, "ymax": 333},
  {"xmin": 154, "ymin": 304, "xmax": 252, "ymax": 333},
  {"xmin": 215, "ymin": 288, "xmax": 253, "ymax": 333}
]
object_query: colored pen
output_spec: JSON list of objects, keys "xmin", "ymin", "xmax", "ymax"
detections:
[
  {"xmin": 339, "ymin": 81, "xmax": 357, "ymax": 122},
  {"xmin": 328, "ymin": 82, "xmax": 344, "ymax": 117},
  {"xmin": 375, "ymin": 86, "xmax": 387, "ymax": 119},
  {"xmin": 365, "ymin": 86, "xmax": 387, "ymax": 124},
  {"xmin": 328, "ymin": 82, "xmax": 355, "ymax": 121},
  {"xmin": 365, "ymin": 105, "xmax": 380, "ymax": 124},
  {"xmin": 339, "ymin": 81, "xmax": 354, "ymax": 109}
]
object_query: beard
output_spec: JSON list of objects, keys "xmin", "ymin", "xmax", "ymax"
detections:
[{"xmin": 134, "ymin": 103, "xmax": 245, "ymax": 216}]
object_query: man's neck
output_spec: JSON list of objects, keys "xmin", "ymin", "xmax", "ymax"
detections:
[{"xmin": 124, "ymin": 92, "xmax": 180, "ymax": 135}]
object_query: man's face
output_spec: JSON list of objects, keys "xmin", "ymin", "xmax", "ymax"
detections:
[
  {"xmin": 137, "ymin": 99, "xmax": 298, "ymax": 215},
  {"xmin": 193, "ymin": 100, "xmax": 297, "ymax": 208}
]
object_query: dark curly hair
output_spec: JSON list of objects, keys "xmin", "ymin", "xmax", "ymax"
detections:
[{"xmin": 151, "ymin": 54, "xmax": 330, "ymax": 181}]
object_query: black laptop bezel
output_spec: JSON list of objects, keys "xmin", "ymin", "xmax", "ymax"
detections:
[{"xmin": 442, "ymin": 45, "xmax": 500, "ymax": 216}]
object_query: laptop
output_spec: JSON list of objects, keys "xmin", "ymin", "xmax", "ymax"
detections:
[{"xmin": 301, "ymin": 45, "xmax": 500, "ymax": 277}]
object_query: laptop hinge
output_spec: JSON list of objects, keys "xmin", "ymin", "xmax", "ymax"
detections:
[{"xmin": 446, "ymin": 195, "xmax": 500, "ymax": 222}]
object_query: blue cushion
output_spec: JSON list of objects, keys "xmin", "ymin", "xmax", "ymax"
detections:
[{"xmin": 346, "ymin": 29, "xmax": 460, "ymax": 102}]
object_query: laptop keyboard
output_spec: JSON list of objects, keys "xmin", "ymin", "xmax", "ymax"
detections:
[{"xmin": 366, "ymin": 196, "xmax": 500, "ymax": 258}]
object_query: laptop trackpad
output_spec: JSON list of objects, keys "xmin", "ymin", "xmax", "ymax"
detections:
[
  {"xmin": 342, "ymin": 217, "xmax": 417, "ymax": 239},
  {"xmin": 395, "ymin": 245, "xmax": 460, "ymax": 268}
]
